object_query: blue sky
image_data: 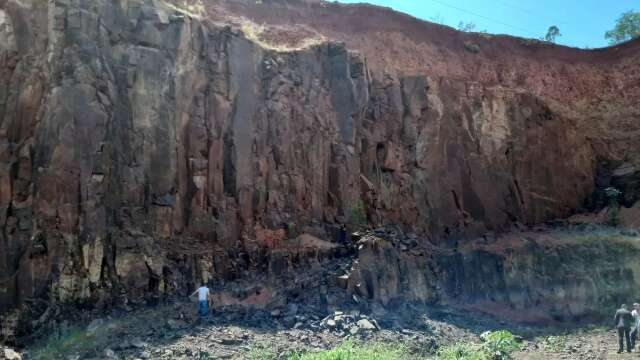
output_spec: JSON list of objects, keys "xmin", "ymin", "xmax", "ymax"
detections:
[{"xmin": 336, "ymin": 0, "xmax": 636, "ymax": 48}]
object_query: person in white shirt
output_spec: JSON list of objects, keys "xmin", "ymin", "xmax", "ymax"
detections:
[
  {"xmin": 190, "ymin": 282, "xmax": 211, "ymax": 317},
  {"xmin": 631, "ymin": 303, "xmax": 640, "ymax": 350}
]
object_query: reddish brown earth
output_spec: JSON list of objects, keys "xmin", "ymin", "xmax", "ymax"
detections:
[{"xmin": 1, "ymin": 0, "xmax": 640, "ymax": 344}]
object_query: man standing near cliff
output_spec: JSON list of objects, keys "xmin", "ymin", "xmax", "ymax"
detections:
[
  {"xmin": 614, "ymin": 304, "xmax": 634, "ymax": 353},
  {"xmin": 190, "ymin": 282, "xmax": 211, "ymax": 318}
]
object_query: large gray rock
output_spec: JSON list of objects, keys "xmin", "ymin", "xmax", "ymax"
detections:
[
  {"xmin": 2, "ymin": 348, "xmax": 21, "ymax": 360},
  {"xmin": 356, "ymin": 319, "xmax": 377, "ymax": 330}
]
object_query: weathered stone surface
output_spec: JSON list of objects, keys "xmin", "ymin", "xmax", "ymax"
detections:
[
  {"xmin": 0, "ymin": 0, "xmax": 639, "ymax": 338},
  {"xmin": 344, "ymin": 227, "xmax": 640, "ymax": 324}
]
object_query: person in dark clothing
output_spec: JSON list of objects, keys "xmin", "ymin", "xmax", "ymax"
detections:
[{"xmin": 614, "ymin": 304, "xmax": 634, "ymax": 353}]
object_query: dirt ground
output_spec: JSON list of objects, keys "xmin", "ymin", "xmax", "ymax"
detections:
[{"xmin": 516, "ymin": 328, "xmax": 640, "ymax": 360}]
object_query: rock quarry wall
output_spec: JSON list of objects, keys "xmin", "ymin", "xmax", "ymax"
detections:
[
  {"xmin": 346, "ymin": 227, "xmax": 640, "ymax": 325},
  {"xmin": 0, "ymin": 0, "xmax": 639, "ymax": 332}
]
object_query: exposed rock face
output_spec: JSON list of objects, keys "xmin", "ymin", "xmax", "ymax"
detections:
[
  {"xmin": 0, "ymin": 0, "xmax": 639, "ymax": 337},
  {"xmin": 345, "ymin": 228, "xmax": 640, "ymax": 324}
]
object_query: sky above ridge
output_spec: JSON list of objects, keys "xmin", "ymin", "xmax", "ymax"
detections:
[{"xmin": 336, "ymin": 0, "xmax": 636, "ymax": 48}]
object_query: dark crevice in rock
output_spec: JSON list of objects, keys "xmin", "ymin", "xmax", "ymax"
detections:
[{"xmin": 222, "ymin": 131, "xmax": 236, "ymax": 198}]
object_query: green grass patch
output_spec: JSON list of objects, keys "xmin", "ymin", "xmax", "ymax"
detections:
[
  {"xmin": 237, "ymin": 335, "xmax": 522, "ymax": 360},
  {"xmin": 479, "ymin": 330, "xmax": 521, "ymax": 359},
  {"xmin": 29, "ymin": 315, "xmax": 136, "ymax": 359},
  {"xmin": 288, "ymin": 341, "xmax": 411, "ymax": 360},
  {"xmin": 436, "ymin": 343, "xmax": 487, "ymax": 360},
  {"xmin": 30, "ymin": 326, "xmax": 95, "ymax": 359},
  {"xmin": 435, "ymin": 330, "xmax": 521, "ymax": 360},
  {"xmin": 245, "ymin": 345, "xmax": 278, "ymax": 360}
]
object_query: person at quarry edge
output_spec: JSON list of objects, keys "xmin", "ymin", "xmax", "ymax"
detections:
[
  {"xmin": 631, "ymin": 303, "xmax": 640, "ymax": 350},
  {"xmin": 190, "ymin": 282, "xmax": 211, "ymax": 318},
  {"xmin": 614, "ymin": 304, "xmax": 634, "ymax": 353}
]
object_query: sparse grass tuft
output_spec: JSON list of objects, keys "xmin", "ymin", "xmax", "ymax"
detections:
[
  {"xmin": 463, "ymin": 41, "xmax": 480, "ymax": 53},
  {"xmin": 350, "ymin": 200, "xmax": 368, "ymax": 230},
  {"xmin": 541, "ymin": 335, "xmax": 567, "ymax": 352}
]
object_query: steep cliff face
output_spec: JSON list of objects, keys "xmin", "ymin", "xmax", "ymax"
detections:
[{"xmin": 0, "ymin": 0, "xmax": 639, "ymax": 332}]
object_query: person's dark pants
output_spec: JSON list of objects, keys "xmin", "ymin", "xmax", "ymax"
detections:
[
  {"xmin": 198, "ymin": 300, "xmax": 208, "ymax": 317},
  {"xmin": 618, "ymin": 327, "xmax": 632, "ymax": 352},
  {"xmin": 631, "ymin": 327, "xmax": 638, "ymax": 349}
]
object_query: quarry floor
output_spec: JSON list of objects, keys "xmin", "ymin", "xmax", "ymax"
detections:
[{"xmin": 9, "ymin": 301, "xmax": 635, "ymax": 360}]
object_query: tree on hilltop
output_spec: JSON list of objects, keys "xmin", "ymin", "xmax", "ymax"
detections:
[
  {"xmin": 544, "ymin": 25, "xmax": 561, "ymax": 43},
  {"xmin": 605, "ymin": 10, "xmax": 640, "ymax": 44}
]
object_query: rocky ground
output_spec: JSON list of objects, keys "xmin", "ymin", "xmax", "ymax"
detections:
[
  {"xmin": 516, "ymin": 328, "xmax": 640, "ymax": 360},
  {"xmin": 2, "ymin": 300, "xmax": 633, "ymax": 360},
  {"xmin": 9, "ymin": 301, "xmax": 467, "ymax": 359}
]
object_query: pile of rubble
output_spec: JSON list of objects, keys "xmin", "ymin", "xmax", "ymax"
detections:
[
  {"xmin": 267, "ymin": 306, "xmax": 381, "ymax": 338},
  {"xmin": 316, "ymin": 311, "xmax": 380, "ymax": 337}
]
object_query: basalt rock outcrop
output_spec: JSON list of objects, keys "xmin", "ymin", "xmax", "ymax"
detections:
[
  {"xmin": 1, "ymin": 0, "xmax": 640, "ymax": 340},
  {"xmin": 344, "ymin": 226, "xmax": 640, "ymax": 325}
]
